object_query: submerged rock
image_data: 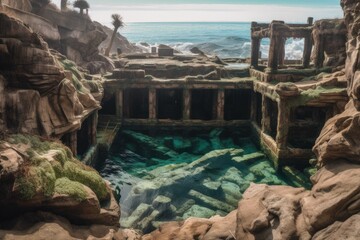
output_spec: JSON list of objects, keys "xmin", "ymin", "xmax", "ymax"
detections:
[{"xmin": 183, "ymin": 205, "xmax": 216, "ymax": 219}]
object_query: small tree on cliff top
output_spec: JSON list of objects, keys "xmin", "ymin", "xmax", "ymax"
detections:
[
  {"xmin": 105, "ymin": 14, "xmax": 124, "ymax": 57},
  {"xmin": 73, "ymin": 0, "xmax": 89, "ymax": 15}
]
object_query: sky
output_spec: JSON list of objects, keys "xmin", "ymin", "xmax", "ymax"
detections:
[{"xmin": 54, "ymin": 0, "xmax": 343, "ymax": 23}]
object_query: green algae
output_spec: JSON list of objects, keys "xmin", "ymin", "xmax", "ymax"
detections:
[{"xmin": 288, "ymin": 86, "xmax": 345, "ymax": 109}]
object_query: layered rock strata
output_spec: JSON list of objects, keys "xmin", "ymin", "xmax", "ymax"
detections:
[{"xmin": 0, "ymin": 12, "xmax": 102, "ymax": 137}]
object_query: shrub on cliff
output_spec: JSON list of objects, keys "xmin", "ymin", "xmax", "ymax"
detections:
[
  {"xmin": 73, "ymin": 0, "xmax": 90, "ymax": 15},
  {"xmin": 105, "ymin": 14, "xmax": 124, "ymax": 57}
]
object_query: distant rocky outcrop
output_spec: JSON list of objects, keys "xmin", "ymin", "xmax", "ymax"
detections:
[{"xmin": 95, "ymin": 22, "xmax": 144, "ymax": 55}]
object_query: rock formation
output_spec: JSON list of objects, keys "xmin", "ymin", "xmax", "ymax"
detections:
[
  {"xmin": 96, "ymin": 22, "xmax": 143, "ymax": 55},
  {"xmin": 0, "ymin": 12, "xmax": 101, "ymax": 137},
  {"xmin": 1, "ymin": 0, "xmax": 115, "ymax": 74}
]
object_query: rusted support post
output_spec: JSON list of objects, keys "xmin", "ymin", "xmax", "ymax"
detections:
[
  {"xmin": 303, "ymin": 35, "xmax": 312, "ymax": 68},
  {"xmin": 149, "ymin": 88, "xmax": 156, "ymax": 119},
  {"xmin": 276, "ymin": 100, "xmax": 290, "ymax": 150},
  {"xmin": 183, "ymin": 88, "xmax": 191, "ymax": 120},
  {"xmin": 115, "ymin": 89, "xmax": 123, "ymax": 119},
  {"xmin": 69, "ymin": 131, "xmax": 77, "ymax": 156},
  {"xmin": 216, "ymin": 89, "xmax": 225, "ymax": 120}
]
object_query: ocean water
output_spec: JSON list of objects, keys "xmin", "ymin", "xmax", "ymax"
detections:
[{"xmin": 121, "ymin": 22, "xmax": 305, "ymax": 59}]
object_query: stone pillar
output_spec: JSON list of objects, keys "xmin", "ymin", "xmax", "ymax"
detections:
[
  {"xmin": 275, "ymin": 100, "xmax": 290, "ymax": 150},
  {"xmin": 250, "ymin": 92, "xmax": 257, "ymax": 121},
  {"xmin": 183, "ymin": 88, "xmax": 191, "ymax": 120},
  {"xmin": 278, "ymin": 36, "xmax": 286, "ymax": 66},
  {"xmin": 216, "ymin": 89, "xmax": 225, "ymax": 120},
  {"xmin": 149, "ymin": 88, "xmax": 157, "ymax": 120},
  {"xmin": 69, "ymin": 131, "xmax": 77, "ymax": 156},
  {"xmin": 314, "ymin": 34, "xmax": 325, "ymax": 68},
  {"xmin": 303, "ymin": 35, "xmax": 312, "ymax": 68},
  {"xmin": 115, "ymin": 89, "xmax": 123, "ymax": 119},
  {"xmin": 307, "ymin": 17, "xmax": 314, "ymax": 25},
  {"xmin": 89, "ymin": 111, "xmax": 98, "ymax": 145},
  {"xmin": 251, "ymin": 37, "xmax": 261, "ymax": 68},
  {"xmin": 262, "ymin": 95, "xmax": 271, "ymax": 133},
  {"xmin": 267, "ymin": 22, "xmax": 284, "ymax": 72}
]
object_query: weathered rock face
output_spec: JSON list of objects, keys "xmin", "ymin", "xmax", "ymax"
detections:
[
  {"xmin": 0, "ymin": 13, "xmax": 101, "ymax": 137},
  {"xmin": 1, "ymin": 1, "xmax": 114, "ymax": 74},
  {"xmin": 314, "ymin": 0, "xmax": 360, "ymax": 165},
  {"xmin": 1, "ymin": 0, "xmax": 32, "ymax": 12},
  {"xmin": 142, "ymin": 210, "xmax": 237, "ymax": 240},
  {"xmin": 37, "ymin": 7, "xmax": 114, "ymax": 74}
]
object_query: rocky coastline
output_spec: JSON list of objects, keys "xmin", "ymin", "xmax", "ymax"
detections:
[{"xmin": 0, "ymin": 0, "xmax": 360, "ymax": 239}]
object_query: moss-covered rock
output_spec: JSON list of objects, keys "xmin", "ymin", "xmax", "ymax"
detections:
[
  {"xmin": 54, "ymin": 177, "xmax": 87, "ymax": 201},
  {"xmin": 4, "ymin": 134, "xmax": 109, "ymax": 202}
]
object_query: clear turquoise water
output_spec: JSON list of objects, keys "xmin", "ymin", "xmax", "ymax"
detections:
[{"xmin": 99, "ymin": 128, "xmax": 312, "ymax": 233}]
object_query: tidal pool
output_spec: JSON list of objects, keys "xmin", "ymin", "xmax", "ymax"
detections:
[{"xmin": 99, "ymin": 128, "xmax": 312, "ymax": 233}]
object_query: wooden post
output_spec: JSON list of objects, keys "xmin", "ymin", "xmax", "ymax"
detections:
[
  {"xmin": 149, "ymin": 88, "xmax": 156, "ymax": 119},
  {"xmin": 183, "ymin": 88, "xmax": 191, "ymax": 120},
  {"xmin": 216, "ymin": 89, "xmax": 225, "ymax": 120},
  {"xmin": 276, "ymin": 100, "xmax": 290, "ymax": 150},
  {"xmin": 303, "ymin": 35, "xmax": 312, "ymax": 68},
  {"xmin": 69, "ymin": 131, "xmax": 77, "ymax": 156},
  {"xmin": 251, "ymin": 37, "xmax": 261, "ymax": 68},
  {"xmin": 115, "ymin": 89, "xmax": 123, "ymax": 119}
]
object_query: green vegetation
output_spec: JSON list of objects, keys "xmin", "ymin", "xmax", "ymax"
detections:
[
  {"xmin": 105, "ymin": 14, "xmax": 124, "ymax": 57},
  {"xmin": 8, "ymin": 134, "xmax": 108, "ymax": 202},
  {"xmin": 54, "ymin": 177, "xmax": 87, "ymax": 201},
  {"xmin": 64, "ymin": 161, "xmax": 108, "ymax": 201},
  {"xmin": 73, "ymin": 0, "xmax": 90, "ymax": 15}
]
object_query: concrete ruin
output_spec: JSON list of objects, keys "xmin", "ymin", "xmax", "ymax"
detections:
[{"xmin": 99, "ymin": 18, "xmax": 348, "ymax": 167}]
